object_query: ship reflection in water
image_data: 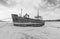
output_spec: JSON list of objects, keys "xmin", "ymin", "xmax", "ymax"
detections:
[{"xmin": 11, "ymin": 8, "xmax": 45, "ymax": 27}]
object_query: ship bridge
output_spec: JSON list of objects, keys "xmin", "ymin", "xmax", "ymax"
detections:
[{"xmin": 35, "ymin": 16, "xmax": 43, "ymax": 20}]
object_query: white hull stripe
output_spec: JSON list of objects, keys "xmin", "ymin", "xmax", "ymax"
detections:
[{"xmin": 13, "ymin": 23, "xmax": 41, "ymax": 24}]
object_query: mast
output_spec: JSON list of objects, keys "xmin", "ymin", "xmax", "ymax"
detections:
[
  {"xmin": 19, "ymin": 8, "xmax": 23, "ymax": 17},
  {"xmin": 35, "ymin": 8, "xmax": 43, "ymax": 20},
  {"xmin": 37, "ymin": 8, "xmax": 39, "ymax": 17},
  {"xmin": 35, "ymin": 8, "xmax": 40, "ymax": 18},
  {"xmin": 21, "ymin": 8, "xmax": 23, "ymax": 17}
]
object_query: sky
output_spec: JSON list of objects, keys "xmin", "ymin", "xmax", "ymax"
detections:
[{"xmin": 0, "ymin": 0, "xmax": 60, "ymax": 21}]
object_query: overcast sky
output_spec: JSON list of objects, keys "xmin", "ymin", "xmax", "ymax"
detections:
[{"xmin": 0, "ymin": 0, "xmax": 60, "ymax": 21}]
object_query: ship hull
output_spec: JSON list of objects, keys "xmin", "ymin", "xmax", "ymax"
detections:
[
  {"xmin": 13, "ymin": 23, "xmax": 44, "ymax": 27},
  {"xmin": 11, "ymin": 14, "xmax": 45, "ymax": 27}
]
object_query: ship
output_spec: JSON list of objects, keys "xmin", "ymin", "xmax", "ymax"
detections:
[{"xmin": 11, "ymin": 8, "xmax": 45, "ymax": 27}]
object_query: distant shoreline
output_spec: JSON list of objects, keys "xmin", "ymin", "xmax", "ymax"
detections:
[
  {"xmin": 0, "ymin": 20, "xmax": 6, "ymax": 22},
  {"xmin": 0, "ymin": 20, "xmax": 60, "ymax": 22},
  {"xmin": 44, "ymin": 20, "xmax": 60, "ymax": 22}
]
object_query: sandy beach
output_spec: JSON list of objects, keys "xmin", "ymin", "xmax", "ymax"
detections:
[{"xmin": 0, "ymin": 22, "xmax": 60, "ymax": 39}]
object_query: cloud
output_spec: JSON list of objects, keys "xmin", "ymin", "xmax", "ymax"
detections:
[
  {"xmin": 0, "ymin": 0, "xmax": 17, "ymax": 7},
  {"xmin": 0, "ymin": 0, "xmax": 7, "ymax": 5},
  {"xmin": 0, "ymin": 0, "xmax": 41, "ymax": 9},
  {"xmin": 0, "ymin": 0, "xmax": 60, "ymax": 20}
]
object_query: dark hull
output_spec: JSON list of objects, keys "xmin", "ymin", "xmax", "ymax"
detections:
[
  {"xmin": 11, "ymin": 14, "xmax": 45, "ymax": 27},
  {"xmin": 13, "ymin": 23, "xmax": 44, "ymax": 27}
]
